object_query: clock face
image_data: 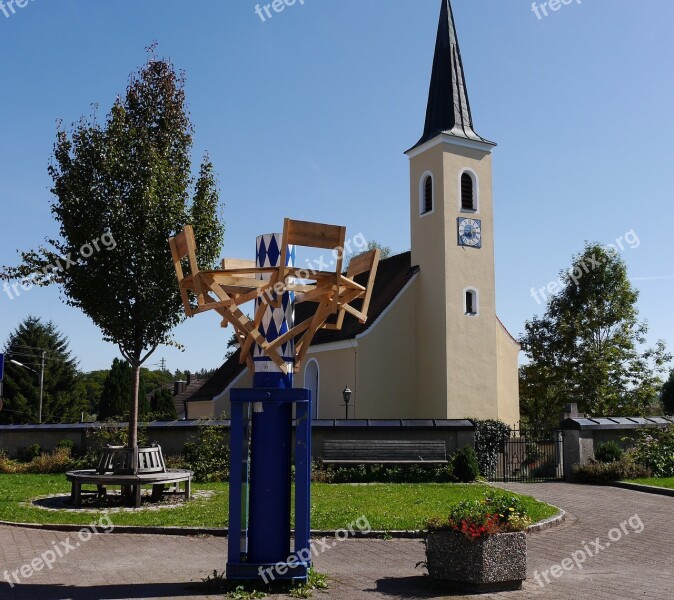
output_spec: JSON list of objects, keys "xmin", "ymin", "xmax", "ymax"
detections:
[{"xmin": 458, "ymin": 218, "xmax": 482, "ymax": 248}]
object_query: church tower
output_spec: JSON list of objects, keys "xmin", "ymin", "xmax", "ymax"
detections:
[{"xmin": 407, "ymin": 0, "xmax": 511, "ymax": 421}]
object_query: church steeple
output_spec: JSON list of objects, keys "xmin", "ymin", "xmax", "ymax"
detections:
[{"xmin": 412, "ymin": 0, "xmax": 494, "ymax": 150}]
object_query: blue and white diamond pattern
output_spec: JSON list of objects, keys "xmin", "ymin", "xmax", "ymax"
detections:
[{"xmin": 254, "ymin": 234, "xmax": 295, "ymax": 373}]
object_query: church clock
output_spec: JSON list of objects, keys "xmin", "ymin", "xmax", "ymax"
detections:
[{"xmin": 457, "ymin": 217, "xmax": 482, "ymax": 248}]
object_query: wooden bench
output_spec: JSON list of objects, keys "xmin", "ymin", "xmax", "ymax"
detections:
[
  {"xmin": 322, "ymin": 440, "xmax": 447, "ymax": 464},
  {"xmin": 66, "ymin": 444, "xmax": 192, "ymax": 508}
]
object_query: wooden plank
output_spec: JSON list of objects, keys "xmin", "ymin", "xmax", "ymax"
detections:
[{"xmin": 285, "ymin": 219, "xmax": 346, "ymax": 251}]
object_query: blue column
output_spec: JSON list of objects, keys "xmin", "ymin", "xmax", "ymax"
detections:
[{"xmin": 248, "ymin": 234, "xmax": 295, "ymax": 563}]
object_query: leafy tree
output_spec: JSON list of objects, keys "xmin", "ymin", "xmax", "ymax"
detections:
[
  {"xmin": 345, "ymin": 241, "xmax": 393, "ymax": 268},
  {"xmin": 1, "ymin": 48, "xmax": 224, "ymax": 455},
  {"xmin": 74, "ymin": 370, "xmax": 108, "ymax": 416},
  {"xmin": 99, "ymin": 359, "xmax": 150, "ymax": 421},
  {"xmin": 662, "ymin": 370, "xmax": 674, "ymax": 415},
  {"xmin": 520, "ymin": 243, "xmax": 671, "ymax": 428},
  {"xmin": 1, "ymin": 317, "xmax": 86, "ymax": 424},
  {"xmin": 151, "ymin": 388, "xmax": 177, "ymax": 420}
]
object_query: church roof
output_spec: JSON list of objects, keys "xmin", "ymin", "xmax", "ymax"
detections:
[
  {"xmin": 410, "ymin": 0, "xmax": 494, "ymax": 151},
  {"xmin": 185, "ymin": 252, "xmax": 419, "ymax": 404}
]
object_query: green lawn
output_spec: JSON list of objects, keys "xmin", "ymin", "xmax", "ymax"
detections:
[
  {"xmin": 626, "ymin": 477, "xmax": 674, "ymax": 490},
  {"xmin": 0, "ymin": 474, "xmax": 558, "ymax": 530}
]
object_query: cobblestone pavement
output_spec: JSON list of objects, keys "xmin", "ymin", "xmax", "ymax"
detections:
[{"xmin": 0, "ymin": 482, "xmax": 671, "ymax": 599}]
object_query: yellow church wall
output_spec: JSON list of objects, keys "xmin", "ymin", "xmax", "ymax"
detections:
[
  {"xmin": 355, "ymin": 275, "xmax": 419, "ymax": 418},
  {"xmin": 496, "ymin": 320, "xmax": 521, "ymax": 426}
]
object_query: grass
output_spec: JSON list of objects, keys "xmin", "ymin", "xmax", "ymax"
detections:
[
  {"xmin": 625, "ymin": 477, "xmax": 674, "ymax": 490},
  {"xmin": 0, "ymin": 474, "xmax": 558, "ymax": 529}
]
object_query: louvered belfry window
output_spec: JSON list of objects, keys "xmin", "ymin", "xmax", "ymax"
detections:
[
  {"xmin": 461, "ymin": 173, "xmax": 474, "ymax": 210},
  {"xmin": 423, "ymin": 176, "xmax": 433, "ymax": 213}
]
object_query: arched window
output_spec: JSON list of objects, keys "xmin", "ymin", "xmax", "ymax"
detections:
[
  {"xmin": 464, "ymin": 288, "xmax": 478, "ymax": 316},
  {"xmin": 420, "ymin": 173, "xmax": 433, "ymax": 215},
  {"xmin": 461, "ymin": 172, "xmax": 476, "ymax": 211}
]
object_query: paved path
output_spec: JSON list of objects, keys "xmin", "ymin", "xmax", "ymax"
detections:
[{"xmin": 0, "ymin": 483, "xmax": 671, "ymax": 599}]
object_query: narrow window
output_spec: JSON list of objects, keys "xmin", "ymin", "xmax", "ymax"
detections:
[
  {"xmin": 465, "ymin": 289, "xmax": 478, "ymax": 316},
  {"xmin": 461, "ymin": 172, "xmax": 474, "ymax": 211},
  {"xmin": 423, "ymin": 175, "xmax": 433, "ymax": 214}
]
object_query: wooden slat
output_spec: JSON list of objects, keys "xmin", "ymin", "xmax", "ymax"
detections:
[{"xmin": 322, "ymin": 440, "xmax": 447, "ymax": 464}]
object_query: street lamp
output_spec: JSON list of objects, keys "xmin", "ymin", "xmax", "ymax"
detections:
[
  {"xmin": 10, "ymin": 353, "xmax": 45, "ymax": 424},
  {"xmin": 342, "ymin": 385, "xmax": 352, "ymax": 420}
]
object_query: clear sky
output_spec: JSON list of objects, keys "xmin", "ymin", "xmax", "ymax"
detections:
[{"xmin": 1, "ymin": 0, "xmax": 673, "ymax": 375}]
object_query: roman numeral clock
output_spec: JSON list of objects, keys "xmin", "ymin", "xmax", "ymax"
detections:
[{"xmin": 457, "ymin": 217, "xmax": 482, "ymax": 248}]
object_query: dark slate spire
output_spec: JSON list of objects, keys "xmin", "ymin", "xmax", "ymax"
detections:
[{"xmin": 412, "ymin": 0, "xmax": 494, "ymax": 150}]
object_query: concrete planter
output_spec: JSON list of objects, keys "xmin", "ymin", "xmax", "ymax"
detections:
[{"xmin": 425, "ymin": 530, "xmax": 527, "ymax": 591}]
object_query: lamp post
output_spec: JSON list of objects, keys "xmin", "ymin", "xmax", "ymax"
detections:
[
  {"xmin": 10, "ymin": 354, "xmax": 45, "ymax": 423},
  {"xmin": 342, "ymin": 385, "xmax": 352, "ymax": 420}
]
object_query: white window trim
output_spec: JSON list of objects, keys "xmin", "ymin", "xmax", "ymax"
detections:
[
  {"xmin": 419, "ymin": 171, "xmax": 435, "ymax": 217},
  {"xmin": 304, "ymin": 358, "xmax": 320, "ymax": 419},
  {"xmin": 459, "ymin": 169, "xmax": 479, "ymax": 214},
  {"xmin": 463, "ymin": 287, "xmax": 479, "ymax": 317}
]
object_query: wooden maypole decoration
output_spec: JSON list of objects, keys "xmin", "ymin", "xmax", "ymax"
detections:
[{"xmin": 169, "ymin": 218, "xmax": 380, "ymax": 583}]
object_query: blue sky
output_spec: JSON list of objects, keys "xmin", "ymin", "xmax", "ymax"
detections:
[{"xmin": 1, "ymin": 0, "xmax": 673, "ymax": 374}]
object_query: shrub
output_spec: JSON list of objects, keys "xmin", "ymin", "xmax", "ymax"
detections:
[
  {"xmin": 595, "ymin": 441, "xmax": 624, "ymax": 463},
  {"xmin": 55, "ymin": 439, "xmax": 76, "ymax": 453},
  {"xmin": 573, "ymin": 450, "xmax": 652, "ymax": 483},
  {"xmin": 17, "ymin": 443, "xmax": 42, "ymax": 463},
  {"xmin": 452, "ymin": 446, "xmax": 480, "ymax": 483},
  {"xmin": 25, "ymin": 448, "xmax": 74, "ymax": 474},
  {"xmin": 472, "ymin": 419, "xmax": 511, "ymax": 478},
  {"xmin": 427, "ymin": 492, "xmax": 531, "ymax": 539},
  {"xmin": 311, "ymin": 461, "xmax": 455, "ymax": 484},
  {"xmin": 183, "ymin": 425, "xmax": 229, "ymax": 482},
  {"xmin": 632, "ymin": 426, "xmax": 674, "ymax": 477}
]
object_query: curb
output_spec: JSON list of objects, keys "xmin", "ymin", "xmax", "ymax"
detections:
[
  {"xmin": 526, "ymin": 507, "xmax": 566, "ymax": 533},
  {"xmin": 611, "ymin": 482, "xmax": 674, "ymax": 497},
  {"xmin": 0, "ymin": 510, "xmax": 566, "ymax": 539}
]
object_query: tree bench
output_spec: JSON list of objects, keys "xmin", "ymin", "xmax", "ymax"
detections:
[
  {"xmin": 321, "ymin": 439, "xmax": 447, "ymax": 464},
  {"xmin": 66, "ymin": 444, "xmax": 192, "ymax": 508}
]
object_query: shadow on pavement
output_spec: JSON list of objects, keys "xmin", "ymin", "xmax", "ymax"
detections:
[
  {"xmin": 0, "ymin": 581, "xmax": 210, "ymax": 599},
  {"xmin": 367, "ymin": 576, "xmax": 485, "ymax": 598}
]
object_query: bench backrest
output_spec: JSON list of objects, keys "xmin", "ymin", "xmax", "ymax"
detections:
[{"xmin": 322, "ymin": 439, "xmax": 447, "ymax": 464}]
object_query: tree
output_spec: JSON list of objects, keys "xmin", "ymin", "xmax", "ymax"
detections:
[
  {"xmin": 1, "ymin": 317, "xmax": 86, "ymax": 424},
  {"xmin": 520, "ymin": 243, "xmax": 670, "ymax": 429},
  {"xmin": 151, "ymin": 388, "xmax": 177, "ymax": 421},
  {"xmin": 99, "ymin": 358, "xmax": 149, "ymax": 420},
  {"xmin": 345, "ymin": 241, "xmax": 393, "ymax": 268},
  {"xmin": 662, "ymin": 370, "xmax": 674, "ymax": 415},
  {"xmin": 1, "ymin": 48, "xmax": 224, "ymax": 457}
]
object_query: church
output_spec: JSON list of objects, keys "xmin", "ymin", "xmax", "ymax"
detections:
[{"xmin": 185, "ymin": 0, "xmax": 521, "ymax": 425}]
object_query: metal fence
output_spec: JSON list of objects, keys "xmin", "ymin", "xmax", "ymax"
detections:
[{"xmin": 490, "ymin": 428, "xmax": 564, "ymax": 482}]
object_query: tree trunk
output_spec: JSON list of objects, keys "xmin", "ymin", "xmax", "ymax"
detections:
[{"xmin": 129, "ymin": 362, "xmax": 141, "ymax": 473}]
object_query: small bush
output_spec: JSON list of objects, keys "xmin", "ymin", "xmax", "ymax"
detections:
[
  {"xmin": 55, "ymin": 439, "xmax": 76, "ymax": 453},
  {"xmin": 632, "ymin": 426, "xmax": 674, "ymax": 477},
  {"xmin": 183, "ymin": 425, "xmax": 229, "ymax": 482},
  {"xmin": 452, "ymin": 446, "xmax": 480, "ymax": 483},
  {"xmin": 573, "ymin": 451, "xmax": 652, "ymax": 483},
  {"xmin": 25, "ymin": 448, "xmax": 74, "ymax": 474},
  {"xmin": 17, "ymin": 443, "xmax": 42, "ymax": 463},
  {"xmin": 595, "ymin": 441, "xmax": 623, "ymax": 463}
]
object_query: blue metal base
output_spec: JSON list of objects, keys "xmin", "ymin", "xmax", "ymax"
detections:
[
  {"xmin": 228, "ymin": 387, "xmax": 312, "ymax": 585},
  {"xmin": 226, "ymin": 560, "xmax": 311, "ymax": 582}
]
